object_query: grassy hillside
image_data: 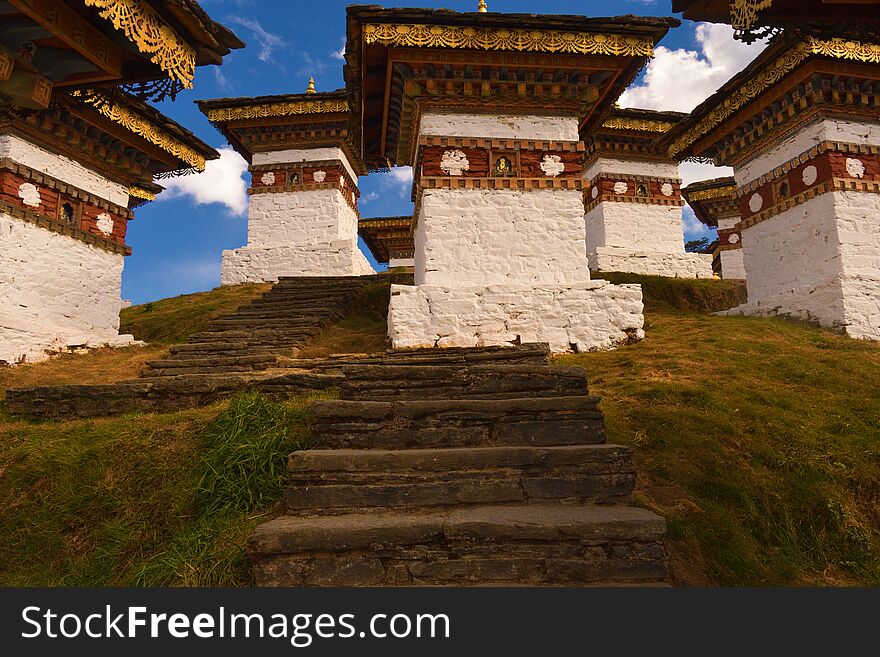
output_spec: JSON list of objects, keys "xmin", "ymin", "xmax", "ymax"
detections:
[{"xmin": 0, "ymin": 275, "xmax": 878, "ymax": 586}]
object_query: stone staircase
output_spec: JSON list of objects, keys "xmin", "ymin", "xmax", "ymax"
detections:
[
  {"xmin": 249, "ymin": 345, "xmax": 669, "ymax": 587},
  {"xmin": 4, "ymin": 275, "xmax": 407, "ymax": 418}
]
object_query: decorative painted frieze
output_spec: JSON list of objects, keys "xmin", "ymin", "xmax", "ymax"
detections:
[
  {"xmin": 583, "ymin": 174, "xmax": 684, "ymax": 212},
  {"xmin": 248, "ymin": 161, "xmax": 360, "ymax": 213},
  {"xmin": 737, "ymin": 142, "xmax": 880, "ymax": 228},
  {"xmin": 0, "ymin": 162, "xmax": 131, "ymax": 251},
  {"xmin": 417, "ymin": 140, "xmax": 584, "ymax": 186}
]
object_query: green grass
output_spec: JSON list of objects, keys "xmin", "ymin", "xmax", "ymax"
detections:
[
  {"xmin": 557, "ymin": 278, "xmax": 880, "ymax": 586},
  {"xmin": 0, "ymin": 392, "xmax": 328, "ymax": 586},
  {"xmin": 1, "ymin": 273, "xmax": 878, "ymax": 586},
  {"xmin": 120, "ymin": 283, "xmax": 271, "ymax": 344}
]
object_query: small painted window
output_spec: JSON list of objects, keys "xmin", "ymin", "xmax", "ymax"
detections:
[
  {"xmin": 289, "ymin": 171, "xmax": 300, "ymax": 185},
  {"xmin": 494, "ymin": 156, "xmax": 513, "ymax": 177},
  {"xmin": 59, "ymin": 202, "xmax": 74, "ymax": 223},
  {"xmin": 636, "ymin": 184, "xmax": 649, "ymax": 198}
]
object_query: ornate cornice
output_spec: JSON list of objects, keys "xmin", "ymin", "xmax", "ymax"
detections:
[
  {"xmin": 75, "ymin": 91, "xmax": 206, "ymax": 171},
  {"xmin": 204, "ymin": 99, "xmax": 350, "ymax": 123},
  {"xmin": 601, "ymin": 118, "xmax": 676, "ymax": 133},
  {"xmin": 362, "ymin": 23, "xmax": 655, "ymax": 57},
  {"xmin": 128, "ymin": 186, "xmax": 157, "ymax": 202},
  {"xmin": 84, "ymin": 0, "xmax": 196, "ymax": 88},
  {"xmin": 685, "ymin": 186, "xmax": 738, "ymax": 202},
  {"xmin": 669, "ymin": 37, "xmax": 880, "ymax": 159}
]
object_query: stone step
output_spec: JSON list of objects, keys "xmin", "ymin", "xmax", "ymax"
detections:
[
  {"xmin": 169, "ymin": 342, "xmax": 281, "ymax": 355},
  {"xmin": 310, "ymin": 396, "xmax": 606, "ymax": 450},
  {"xmin": 227, "ymin": 307, "xmax": 343, "ymax": 319},
  {"xmin": 249, "ymin": 505, "xmax": 668, "ymax": 586},
  {"xmin": 4, "ymin": 371, "xmax": 341, "ymax": 419},
  {"xmin": 144, "ymin": 354, "xmax": 278, "ymax": 369},
  {"xmin": 286, "ymin": 445, "xmax": 634, "ymax": 515},
  {"xmin": 207, "ymin": 318, "xmax": 328, "ymax": 329},
  {"xmin": 338, "ymin": 364, "xmax": 588, "ymax": 400}
]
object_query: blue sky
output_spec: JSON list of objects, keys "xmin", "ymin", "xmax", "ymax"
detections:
[{"xmin": 123, "ymin": 0, "xmax": 767, "ymax": 304}]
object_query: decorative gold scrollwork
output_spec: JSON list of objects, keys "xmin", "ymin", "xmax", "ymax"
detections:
[
  {"xmin": 75, "ymin": 91, "xmax": 206, "ymax": 171},
  {"xmin": 362, "ymin": 23, "xmax": 655, "ymax": 57},
  {"xmin": 601, "ymin": 118, "xmax": 676, "ymax": 133},
  {"xmin": 84, "ymin": 0, "xmax": 196, "ymax": 88},
  {"xmin": 685, "ymin": 186, "xmax": 738, "ymax": 202},
  {"xmin": 669, "ymin": 37, "xmax": 880, "ymax": 158},
  {"xmin": 128, "ymin": 186, "xmax": 157, "ymax": 201},
  {"xmin": 205, "ymin": 99, "xmax": 350, "ymax": 122},
  {"xmin": 730, "ymin": 0, "xmax": 774, "ymax": 32}
]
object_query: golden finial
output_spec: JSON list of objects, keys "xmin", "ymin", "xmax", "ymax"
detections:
[
  {"xmin": 478, "ymin": 0, "xmax": 488, "ymax": 12},
  {"xmin": 306, "ymin": 77, "xmax": 316, "ymax": 95}
]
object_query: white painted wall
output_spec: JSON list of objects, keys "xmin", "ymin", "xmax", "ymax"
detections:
[
  {"xmin": 414, "ymin": 188, "xmax": 591, "ymax": 287},
  {"xmin": 720, "ymin": 250, "xmax": 746, "ymax": 280},
  {"xmin": 0, "ymin": 213, "xmax": 133, "ymax": 364},
  {"xmin": 388, "ymin": 280, "xmax": 645, "ymax": 353},
  {"xmin": 253, "ymin": 147, "xmax": 357, "ymax": 185},
  {"xmin": 725, "ymin": 191, "xmax": 880, "ymax": 338},
  {"xmin": 0, "ymin": 134, "xmax": 129, "ymax": 206},
  {"xmin": 735, "ymin": 119, "xmax": 880, "ymax": 187},
  {"xmin": 222, "ymin": 239, "xmax": 374, "ymax": 285},
  {"xmin": 583, "ymin": 157, "xmax": 680, "ymax": 181},
  {"xmin": 247, "ymin": 189, "xmax": 358, "ymax": 246},
  {"xmin": 586, "ymin": 202, "xmax": 687, "ymax": 255},
  {"xmin": 418, "ymin": 112, "xmax": 579, "ymax": 141},
  {"xmin": 589, "ymin": 246, "xmax": 714, "ymax": 279}
]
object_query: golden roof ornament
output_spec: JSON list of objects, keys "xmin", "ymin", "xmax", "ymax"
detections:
[
  {"xmin": 478, "ymin": 0, "xmax": 488, "ymax": 13},
  {"xmin": 306, "ymin": 77, "xmax": 316, "ymax": 94}
]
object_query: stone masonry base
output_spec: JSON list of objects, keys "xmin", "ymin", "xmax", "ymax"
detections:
[
  {"xmin": 387, "ymin": 281, "xmax": 645, "ymax": 353},
  {"xmin": 221, "ymin": 240, "xmax": 374, "ymax": 285},
  {"xmin": 589, "ymin": 246, "xmax": 714, "ymax": 279}
]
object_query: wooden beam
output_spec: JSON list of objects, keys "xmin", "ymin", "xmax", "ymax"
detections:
[
  {"xmin": 0, "ymin": 49, "xmax": 13, "ymax": 81},
  {"xmin": 8, "ymin": 0, "xmax": 124, "ymax": 78},
  {"xmin": 0, "ymin": 68, "xmax": 52, "ymax": 108}
]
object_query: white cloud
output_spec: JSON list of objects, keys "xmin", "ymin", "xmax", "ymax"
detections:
[
  {"xmin": 225, "ymin": 15, "xmax": 286, "ymax": 63},
  {"xmin": 620, "ymin": 23, "xmax": 767, "ymax": 113},
  {"xmin": 157, "ymin": 146, "xmax": 249, "ymax": 216},
  {"xmin": 361, "ymin": 191, "xmax": 380, "ymax": 204},
  {"xmin": 331, "ymin": 39, "xmax": 346, "ymax": 61},
  {"xmin": 679, "ymin": 161, "xmax": 734, "ymax": 188}
]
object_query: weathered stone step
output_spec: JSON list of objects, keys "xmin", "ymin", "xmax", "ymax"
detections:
[
  {"xmin": 227, "ymin": 307, "xmax": 343, "ymax": 319},
  {"xmin": 338, "ymin": 364, "xmax": 587, "ymax": 400},
  {"xmin": 144, "ymin": 354, "xmax": 278, "ymax": 369},
  {"xmin": 249, "ymin": 505, "xmax": 668, "ymax": 586},
  {"xmin": 286, "ymin": 445, "xmax": 634, "ymax": 514},
  {"xmin": 4, "ymin": 371, "xmax": 341, "ymax": 419},
  {"xmin": 208, "ymin": 318, "xmax": 328, "ymax": 329},
  {"xmin": 310, "ymin": 396, "xmax": 606, "ymax": 450}
]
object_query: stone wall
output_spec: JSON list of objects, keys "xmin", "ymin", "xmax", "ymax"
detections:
[
  {"xmin": 247, "ymin": 189, "xmax": 359, "ymax": 245},
  {"xmin": 585, "ymin": 201, "xmax": 687, "ymax": 255},
  {"xmin": 414, "ymin": 189, "xmax": 591, "ymax": 287},
  {"xmin": 589, "ymin": 246, "xmax": 714, "ymax": 279},
  {"xmin": 0, "ymin": 213, "xmax": 132, "ymax": 364},
  {"xmin": 388, "ymin": 280, "xmax": 645, "ymax": 353},
  {"xmin": 719, "ymin": 249, "xmax": 746, "ymax": 280}
]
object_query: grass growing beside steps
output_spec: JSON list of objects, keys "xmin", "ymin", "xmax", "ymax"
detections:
[
  {"xmin": 120, "ymin": 283, "xmax": 272, "ymax": 345},
  {"xmin": 0, "ymin": 273, "xmax": 878, "ymax": 586},
  {"xmin": 557, "ymin": 281, "xmax": 880, "ymax": 586},
  {"xmin": 0, "ymin": 393, "xmax": 327, "ymax": 586}
]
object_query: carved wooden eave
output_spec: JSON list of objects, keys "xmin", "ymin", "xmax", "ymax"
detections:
[
  {"xmin": 681, "ymin": 177, "xmax": 739, "ymax": 228},
  {"xmin": 589, "ymin": 106, "xmax": 687, "ymax": 162},
  {"xmin": 359, "ymin": 215, "xmax": 415, "ymax": 264},
  {"xmin": 196, "ymin": 90, "xmax": 367, "ymax": 175},
  {"xmin": 344, "ymin": 6, "xmax": 678, "ymax": 170},
  {"xmin": 1, "ymin": 89, "xmax": 218, "ymax": 191},
  {"xmin": 672, "ymin": 0, "xmax": 880, "ymax": 44},
  {"xmin": 0, "ymin": 0, "xmax": 243, "ymax": 109},
  {"xmin": 661, "ymin": 34, "xmax": 880, "ymax": 165}
]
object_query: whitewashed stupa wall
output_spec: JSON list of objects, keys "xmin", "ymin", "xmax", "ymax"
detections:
[
  {"xmin": 390, "ymin": 111, "xmax": 645, "ymax": 353},
  {"xmin": 221, "ymin": 147, "xmax": 374, "ymax": 284},
  {"xmin": 723, "ymin": 118, "xmax": 880, "ymax": 339},
  {"xmin": 583, "ymin": 156, "xmax": 713, "ymax": 278},
  {"xmin": 0, "ymin": 135, "xmax": 133, "ymax": 364}
]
